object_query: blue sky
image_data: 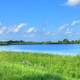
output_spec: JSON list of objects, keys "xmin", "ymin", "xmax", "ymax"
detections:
[{"xmin": 0, "ymin": 0, "xmax": 80, "ymax": 41}]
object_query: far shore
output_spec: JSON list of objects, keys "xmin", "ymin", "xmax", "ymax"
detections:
[{"xmin": 1, "ymin": 39, "xmax": 80, "ymax": 45}]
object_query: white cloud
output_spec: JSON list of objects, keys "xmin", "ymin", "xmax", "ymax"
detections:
[
  {"xmin": 71, "ymin": 20, "xmax": 80, "ymax": 26},
  {"xmin": 66, "ymin": 0, "xmax": 80, "ymax": 6},
  {"xmin": 45, "ymin": 31, "xmax": 56, "ymax": 36},
  {"xmin": 57, "ymin": 19, "xmax": 80, "ymax": 35},
  {"xmin": 65, "ymin": 28, "xmax": 73, "ymax": 34},
  {"xmin": 45, "ymin": 24, "xmax": 70, "ymax": 36},
  {"xmin": 58, "ymin": 19, "xmax": 80, "ymax": 33},
  {"xmin": 46, "ymin": 32, "xmax": 52, "ymax": 35},
  {"xmin": 12, "ymin": 23, "xmax": 27, "ymax": 32},
  {"xmin": 0, "ymin": 27, "xmax": 6, "ymax": 34},
  {"xmin": 58, "ymin": 24, "xmax": 69, "ymax": 31},
  {"xmin": 27, "ymin": 27, "xmax": 37, "ymax": 33}
]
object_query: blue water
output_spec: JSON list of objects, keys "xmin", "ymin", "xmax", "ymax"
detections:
[{"xmin": 0, "ymin": 44, "xmax": 80, "ymax": 55}]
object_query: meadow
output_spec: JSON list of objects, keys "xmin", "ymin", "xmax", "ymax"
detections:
[{"xmin": 0, "ymin": 52, "xmax": 79, "ymax": 80}]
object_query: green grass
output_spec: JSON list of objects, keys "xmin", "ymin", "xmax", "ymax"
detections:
[{"xmin": 0, "ymin": 52, "xmax": 79, "ymax": 80}]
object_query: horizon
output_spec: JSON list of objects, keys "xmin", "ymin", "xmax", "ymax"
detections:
[
  {"xmin": 0, "ymin": 0, "xmax": 80, "ymax": 41},
  {"xmin": 0, "ymin": 38, "xmax": 80, "ymax": 42}
]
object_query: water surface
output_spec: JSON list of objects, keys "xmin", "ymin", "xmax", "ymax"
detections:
[{"xmin": 0, "ymin": 44, "xmax": 80, "ymax": 55}]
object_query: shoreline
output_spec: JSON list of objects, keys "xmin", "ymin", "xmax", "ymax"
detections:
[{"xmin": 0, "ymin": 51, "xmax": 79, "ymax": 56}]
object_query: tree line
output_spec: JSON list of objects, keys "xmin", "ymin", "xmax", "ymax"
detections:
[{"xmin": 0, "ymin": 39, "xmax": 80, "ymax": 45}]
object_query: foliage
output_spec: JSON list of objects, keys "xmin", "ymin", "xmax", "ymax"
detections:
[
  {"xmin": 1, "ymin": 39, "xmax": 80, "ymax": 45},
  {"xmin": 0, "ymin": 52, "xmax": 79, "ymax": 80}
]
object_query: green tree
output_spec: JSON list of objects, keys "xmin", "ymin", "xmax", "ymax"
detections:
[{"xmin": 62, "ymin": 39, "xmax": 70, "ymax": 44}]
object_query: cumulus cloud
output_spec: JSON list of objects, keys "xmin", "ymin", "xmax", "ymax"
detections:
[
  {"xmin": 66, "ymin": 0, "xmax": 80, "ymax": 6},
  {"xmin": 12, "ymin": 23, "xmax": 27, "ymax": 32},
  {"xmin": 27, "ymin": 27, "xmax": 37, "ymax": 33}
]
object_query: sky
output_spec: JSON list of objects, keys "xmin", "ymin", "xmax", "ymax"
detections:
[{"xmin": 0, "ymin": 0, "xmax": 80, "ymax": 41}]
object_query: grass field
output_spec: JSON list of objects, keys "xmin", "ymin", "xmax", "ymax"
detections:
[{"xmin": 0, "ymin": 52, "xmax": 79, "ymax": 80}]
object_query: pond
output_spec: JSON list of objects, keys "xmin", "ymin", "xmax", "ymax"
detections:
[{"xmin": 0, "ymin": 44, "xmax": 80, "ymax": 55}]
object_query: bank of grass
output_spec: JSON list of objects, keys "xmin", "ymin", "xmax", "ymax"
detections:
[{"xmin": 0, "ymin": 52, "xmax": 79, "ymax": 80}]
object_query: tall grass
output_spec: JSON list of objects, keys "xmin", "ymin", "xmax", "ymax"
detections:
[{"xmin": 0, "ymin": 52, "xmax": 79, "ymax": 80}]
